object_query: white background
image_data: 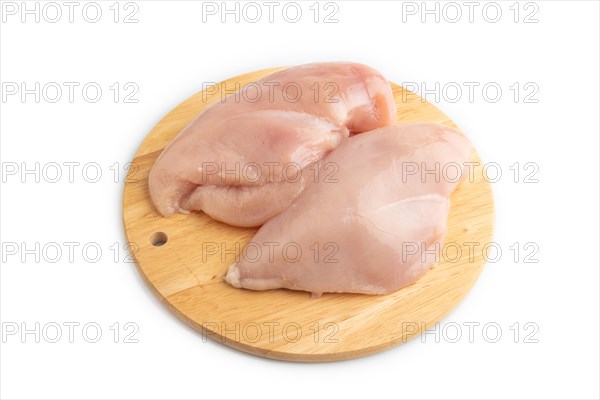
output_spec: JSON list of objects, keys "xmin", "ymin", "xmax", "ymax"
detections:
[{"xmin": 1, "ymin": 1, "xmax": 599, "ymax": 399}]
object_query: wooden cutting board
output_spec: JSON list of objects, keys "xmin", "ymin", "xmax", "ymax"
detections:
[{"xmin": 122, "ymin": 67, "xmax": 495, "ymax": 361}]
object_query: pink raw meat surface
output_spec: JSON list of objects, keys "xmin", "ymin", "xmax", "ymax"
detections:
[
  {"xmin": 225, "ymin": 123, "xmax": 472, "ymax": 295},
  {"xmin": 149, "ymin": 62, "xmax": 396, "ymax": 226}
]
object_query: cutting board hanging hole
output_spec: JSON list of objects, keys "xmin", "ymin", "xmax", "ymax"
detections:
[{"xmin": 150, "ymin": 232, "xmax": 168, "ymax": 247}]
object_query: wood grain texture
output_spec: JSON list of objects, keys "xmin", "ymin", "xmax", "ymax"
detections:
[{"xmin": 122, "ymin": 67, "xmax": 495, "ymax": 361}]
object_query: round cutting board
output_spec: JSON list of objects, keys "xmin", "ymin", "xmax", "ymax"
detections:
[{"xmin": 123, "ymin": 67, "xmax": 495, "ymax": 361}]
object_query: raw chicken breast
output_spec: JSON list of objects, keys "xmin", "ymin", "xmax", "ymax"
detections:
[
  {"xmin": 149, "ymin": 62, "xmax": 396, "ymax": 225},
  {"xmin": 225, "ymin": 123, "xmax": 472, "ymax": 295}
]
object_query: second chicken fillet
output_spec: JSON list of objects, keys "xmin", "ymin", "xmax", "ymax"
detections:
[
  {"xmin": 149, "ymin": 62, "xmax": 396, "ymax": 226},
  {"xmin": 225, "ymin": 123, "xmax": 472, "ymax": 295}
]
